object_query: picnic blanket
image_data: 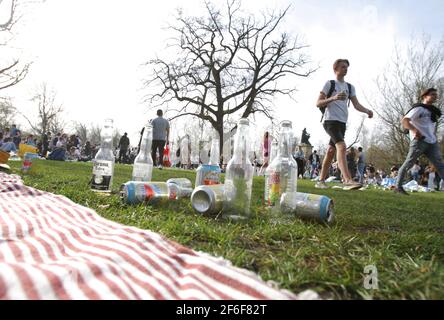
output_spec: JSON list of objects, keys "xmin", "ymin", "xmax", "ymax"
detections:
[{"xmin": 0, "ymin": 172, "xmax": 317, "ymax": 300}]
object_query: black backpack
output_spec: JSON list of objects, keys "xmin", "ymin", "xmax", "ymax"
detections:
[{"xmin": 319, "ymin": 80, "xmax": 352, "ymax": 122}]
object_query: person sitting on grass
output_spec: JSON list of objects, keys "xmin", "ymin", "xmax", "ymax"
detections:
[{"xmin": 0, "ymin": 137, "xmax": 17, "ymax": 153}]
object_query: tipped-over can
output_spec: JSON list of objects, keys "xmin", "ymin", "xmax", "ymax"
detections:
[
  {"xmin": 191, "ymin": 184, "xmax": 225, "ymax": 215},
  {"xmin": 166, "ymin": 178, "xmax": 193, "ymax": 189},
  {"xmin": 120, "ymin": 179, "xmax": 192, "ymax": 205},
  {"xmin": 280, "ymin": 192, "xmax": 334, "ymax": 224},
  {"xmin": 166, "ymin": 178, "xmax": 193, "ymax": 199}
]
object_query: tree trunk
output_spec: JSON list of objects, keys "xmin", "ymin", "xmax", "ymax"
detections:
[{"xmin": 215, "ymin": 121, "xmax": 224, "ymax": 166}]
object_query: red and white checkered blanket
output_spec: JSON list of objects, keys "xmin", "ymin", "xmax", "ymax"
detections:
[{"xmin": 0, "ymin": 173, "xmax": 317, "ymax": 300}]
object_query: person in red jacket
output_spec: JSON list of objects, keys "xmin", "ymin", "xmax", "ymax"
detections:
[{"xmin": 163, "ymin": 142, "xmax": 171, "ymax": 167}]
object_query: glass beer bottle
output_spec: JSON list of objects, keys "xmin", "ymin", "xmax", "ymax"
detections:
[
  {"xmin": 222, "ymin": 118, "xmax": 254, "ymax": 221},
  {"xmin": 132, "ymin": 124, "xmax": 154, "ymax": 181},
  {"xmin": 264, "ymin": 120, "xmax": 298, "ymax": 212},
  {"xmin": 91, "ymin": 119, "xmax": 115, "ymax": 193}
]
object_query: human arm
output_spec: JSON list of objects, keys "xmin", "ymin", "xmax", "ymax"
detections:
[
  {"xmin": 402, "ymin": 117, "xmax": 423, "ymax": 140},
  {"xmin": 316, "ymin": 91, "xmax": 347, "ymax": 108},
  {"xmin": 350, "ymin": 96, "xmax": 373, "ymax": 118}
]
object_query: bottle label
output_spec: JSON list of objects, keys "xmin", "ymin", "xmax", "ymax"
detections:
[
  {"xmin": 91, "ymin": 160, "xmax": 113, "ymax": 190},
  {"xmin": 267, "ymin": 172, "xmax": 281, "ymax": 206},
  {"xmin": 132, "ymin": 163, "xmax": 153, "ymax": 181}
]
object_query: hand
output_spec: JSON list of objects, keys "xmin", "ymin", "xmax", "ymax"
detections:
[
  {"xmin": 413, "ymin": 129, "xmax": 423, "ymax": 140},
  {"xmin": 334, "ymin": 92, "xmax": 347, "ymax": 101},
  {"xmin": 367, "ymin": 109, "xmax": 374, "ymax": 118}
]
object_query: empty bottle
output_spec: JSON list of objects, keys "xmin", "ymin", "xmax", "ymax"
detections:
[
  {"xmin": 222, "ymin": 118, "xmax": 254, "ymax": 221},
  {"xmin": 91, "ymin": 119, "xmax": 115, "ymax": 193},
  {"xmin": 195, "ymin": 131, "xmax": 221, "ymax": 187},
  {"xmin": 264, "ymin": 139, "xmax": 278, "ymax": 204},
  {"xmin": 270, "ymin": 140, "xmax": 279, "ymax": 163},
  {"xmin": 132, "ymin": 124, "xmax": 153, "ymax": 181},
  {"xmin": 264, "ymin": 120, "xmax": 298, "ymax": 212}
]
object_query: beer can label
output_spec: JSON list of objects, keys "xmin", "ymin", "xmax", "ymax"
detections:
[
  {"xmin": 167, "ymin": 183, "xmax": 181, "ymax": 200},
  {"xmin": 202, "ymin": 165, "xmax": 221, "ymax": 185},
  {"xmin": 22, "ymin": 160, "xmax": 32, "ymax": 173},
  {"xmin": 167, "ymin": 178, "xmax": 192, "ymax": 189},
  {"xmin": 92, "ymin": 160, "xmax": 113, "ymax": 190}
]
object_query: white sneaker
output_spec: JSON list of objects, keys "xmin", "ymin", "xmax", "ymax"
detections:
[
  {"xmin": 342, "ymin": 181, "xmax": 362, "ymax": 191},
  {"xmin": 315, "ymin": 181, "xmax": 329, "ymax": 189}
]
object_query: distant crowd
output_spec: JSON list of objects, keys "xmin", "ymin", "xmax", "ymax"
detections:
[{"xmin": 0, "ymin": 125, "xmax": 98, "ymax": 162}]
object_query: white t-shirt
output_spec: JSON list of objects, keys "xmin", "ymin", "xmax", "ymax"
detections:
[
  {"xmin": 410, "ymin": 164, "xmax": 420, "ymax": 174},
  {"xmin": 405, "ymin": 107, "xmax": 437, "ymax": 144},
  {"xmin": 321, "ymin": 80, "xmax": 356, "ymax": 123}
]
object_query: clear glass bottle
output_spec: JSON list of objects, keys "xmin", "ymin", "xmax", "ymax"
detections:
[
  {"xmin": 195, "ymin": 131, "xmax": 221, "ymax": 187},
  {"xmin": 132, "ymin": 124, "xmax": 153, "ymax": 181},
  {"xmin": 91, "ymin": 119, "xmax": 115, "ymax": 193},
  {"xmin": 264, "ymin": 120, "xmax": 298, "ymax": 213},
  {"xmin": 264, "ymin": 139, "xmax": 279, "ymax": 204},
  {"xmin": 222, "ymin": 118, "xmax": 254, "ymax": 221},
  {"xmin": 270, "ymin": 140, "xmax": 279, "ymax": 163}
]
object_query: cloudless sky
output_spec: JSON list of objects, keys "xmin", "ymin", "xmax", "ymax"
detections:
[{"xmin": 2, "ymin": 0, "xmax": 443, "ymax": 152}]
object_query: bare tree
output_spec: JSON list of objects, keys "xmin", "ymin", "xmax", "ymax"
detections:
[
  {"xmin": 368, "ymin": 34, "xmax": 444, "ymax": 159},
  {"xmin": 0, "ymin": 0, "xmax": 30, "ymax": 92},
  {"xmin": 347, "ymin": 116, "xmax": 366, "ymax": 150},
  {"xmin": 144, "ymin": 0, "xmax": 316, "ymax": 158},
  {"xmin": 0, "ymin": 96, "xmax": 15, "ymax": 128},
  {"xmin": 74, "ymin": 121, "xmax": 88, "ymax": 144},
  {"xmin": 48, "ymin": 112, "xmax": 66, "ymax": 135},
  {"xmin": 21, "ymin": 83, "xmax": 64, "ymax": 138},
  {"xmin": 88, "ymin": 124, "xmax": 101, "ymax": 146},
  {"xmin": 112, "ymin": 129, "xmax": 121, "ymax": 150}
]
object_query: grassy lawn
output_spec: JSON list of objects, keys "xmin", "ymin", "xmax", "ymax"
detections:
[{"xmin": 4, "ymin": 159, "xmax": 444, "ymax": 300}]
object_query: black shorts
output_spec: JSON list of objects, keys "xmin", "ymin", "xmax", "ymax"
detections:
[{"xmin": 323, "ymin": 120, "xmax": 346, "ymax": 147}]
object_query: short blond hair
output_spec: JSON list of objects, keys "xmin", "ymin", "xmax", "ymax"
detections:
[{"xmin": 333, "ymin": 59, "xmax": 350, "ymax": 71}]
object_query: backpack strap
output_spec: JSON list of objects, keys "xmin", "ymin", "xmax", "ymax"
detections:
[
  {"xmin": 320, "ymin": 80, "xmax": 336, "ymax": 122},
  {"xmin": 327, "ymin": 80, "xmax": 336, "ymax": 98},
  {"xmin": 347, "ymin": 82, "xmax": 352, "ymax": 108}
]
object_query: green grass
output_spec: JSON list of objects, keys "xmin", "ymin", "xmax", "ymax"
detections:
[{"xmin": 5, "ymin": 159, "xmax": 444, "ymax": 300}]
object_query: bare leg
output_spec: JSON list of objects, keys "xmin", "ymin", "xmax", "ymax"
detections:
[
  {"xmin": 335, "ymin": 142, "xmax": 352, "ymax": 183},
  {"xmin": 319, "ymin": 145, "xmax": 336, "ymax": 181}
]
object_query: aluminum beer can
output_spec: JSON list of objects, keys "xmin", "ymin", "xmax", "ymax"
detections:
[
  {"xmin": 166, "ymin": 178, "xmax": 193, "ymax": 189},
  {"xmin": 120, "ymin": 181, "xmax": 170, "ymax": 205},
  {"xmin": 191, "ymin": 184, "xmax": 225, "ymax": 215},
  {"xmin": 166, "ymin": 178, "xmax": 193, "ymax": 199},
  {"xmin": 280, "ymin": 192, "xmax": 334, "ymax": 224}
]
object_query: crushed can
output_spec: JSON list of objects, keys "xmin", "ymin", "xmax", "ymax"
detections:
[
  {"xmin": 191, "ymin": 184, "xmax": 225, "ymax": 215},
  {"xmin": 280, "ymin": 192, "xmax": 334, "ymax": 224}
]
